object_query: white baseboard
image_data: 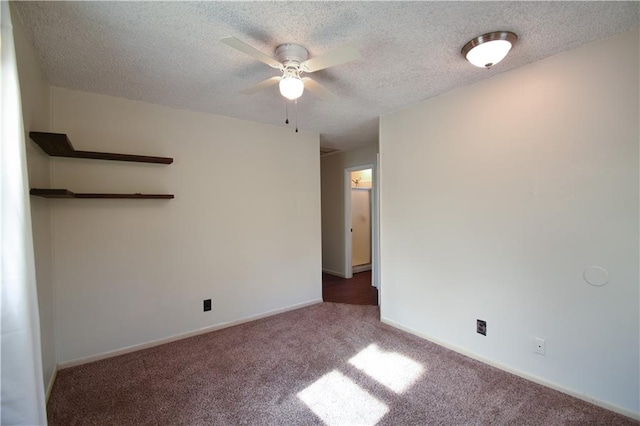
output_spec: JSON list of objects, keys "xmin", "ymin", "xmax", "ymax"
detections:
[
  {"xmin": 381, "ymin": 317, "xmax": 640, "ymax": 421},
  {"xmin": 58, "ymin": 299, "xmax": 323, "ymax": 369},
  {"xmin": 352, "ymin": 264, "xmax": 372, "ymax": 273},
  {"xmin": 45, "ymin": 365, "xmax": 58, "ymax": 401},
  {"xmin": 322, "ymin": 268, "xmax": 347, "ymax": 278}
]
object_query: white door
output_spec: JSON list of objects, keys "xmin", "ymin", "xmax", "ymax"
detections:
[{"xmin": 351, "ymin": 188, "xmax": 371, "ymax": 267}]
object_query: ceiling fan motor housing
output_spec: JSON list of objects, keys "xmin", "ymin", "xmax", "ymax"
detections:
[{"xmin": 275, "ymin": 44, "xmax": 309, "ymax": 69}]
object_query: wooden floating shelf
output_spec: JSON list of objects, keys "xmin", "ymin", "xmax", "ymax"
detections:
[
  {"xmin": 30, "ymin": 189, "xmax": 174, "ymax": 199},
  {"xmin": 29, "ymin": 132, "xmax": 173, "ymax": 164}
]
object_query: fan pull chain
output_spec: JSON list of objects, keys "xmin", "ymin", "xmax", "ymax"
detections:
[
  {"xmin": 285, "ymin": 100, "xmax": 289, "ymax": 125},
  {"xmin": 295, "ymin": 99, "xmax": 298, "ymax": 133}
]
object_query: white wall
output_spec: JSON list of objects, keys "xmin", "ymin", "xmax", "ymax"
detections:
[
  {"xmin": 380, "ymin": 29, "xmax": 639, "ymax": 416},
  {"xmin": 321, "ymin": 145, "xmax": 377, "ymax": 276},
  {"xmin": 49, "ymin": 88, "xmax": 322, "ymax": 363},
  {"xmin": 11, "ymin": 3, "xmax": 56, "ymax": 396}
]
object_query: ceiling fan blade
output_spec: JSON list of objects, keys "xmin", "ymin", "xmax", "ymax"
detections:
[
  {"xmin": 301, "ymin": 44, "xmax": 360, "ymax": 73},
  {"xmin": 221, "ymin": 37, "xmax": 283, "ymax": 70},
  {"xmin": 240, "ymin": 76, "xmax": 282, "ymax": 95},
  {"xmin": 302, "ymin": 77, "xmax": 338, "ymax": 102}
]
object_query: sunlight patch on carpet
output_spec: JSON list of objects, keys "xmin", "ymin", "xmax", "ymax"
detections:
[
  {"xmin": 297, "ymin": 370, "xmax": 389, "ymax": 426},
  {"xmin": 348, "ymin": 343, "xmax": 424, "ymax": 393}
]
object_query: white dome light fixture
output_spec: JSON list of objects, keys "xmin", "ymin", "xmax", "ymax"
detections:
[
  {"xmin": 279, "ymin": 71, "xmax": 304, "ymax": 100},
  {"xmin": 462, "ymin": 31, "xmax": 517, "ymax": 69}
]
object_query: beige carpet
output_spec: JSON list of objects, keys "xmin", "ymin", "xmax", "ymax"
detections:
[{"xmin": 48, "ymin": 303, "xmax": 636, "ymax": 425}]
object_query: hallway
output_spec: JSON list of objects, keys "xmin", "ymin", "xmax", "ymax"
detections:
[{"xmin": 322, "ymin": 271, "xmax": 378, "ymax": 306}]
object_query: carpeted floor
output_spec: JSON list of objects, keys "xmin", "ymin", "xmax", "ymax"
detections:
[{"xmin": 48, "ymin": 303, "xmax": 636, "ymax": 425}]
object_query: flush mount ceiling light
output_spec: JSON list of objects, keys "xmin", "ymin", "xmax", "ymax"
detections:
[{"xmin": 462, "ymin": 31, "xmax": 517, "ymax": 69}]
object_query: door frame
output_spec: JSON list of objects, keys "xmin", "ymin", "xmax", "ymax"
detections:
[{"xmin": 344, "ymin": 163, "xmax": 378, "ymax": 286}]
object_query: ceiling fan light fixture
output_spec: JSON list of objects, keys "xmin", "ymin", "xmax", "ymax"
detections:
[
  {"xmin": 279, "ymin": 75, "xmax": 304, "ymax": 100},
  {"xmin": 462, "ymin": 31, "xmax": 517, "ymax": 69}
]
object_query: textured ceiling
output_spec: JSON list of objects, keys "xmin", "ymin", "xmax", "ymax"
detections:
[{"xmin": 15, "ymin": 1, "xmax": 639, "ymax": 151}]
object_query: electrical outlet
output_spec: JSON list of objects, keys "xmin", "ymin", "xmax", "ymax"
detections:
[
  {"xmin": 203, "ymin": 299, "xmax": 212, "ymax": 312},
  {"xmin": 477, "ymin": 319, "xmax": 486, "ymax": 336},
  {"xmin": 534, "ymin": 337, "xmax": 546, "ymax": 355}
]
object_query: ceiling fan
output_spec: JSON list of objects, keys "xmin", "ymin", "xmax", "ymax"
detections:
[{"xmin": 221, "ymin": 37, "xmax": 360, "ymax": 102}]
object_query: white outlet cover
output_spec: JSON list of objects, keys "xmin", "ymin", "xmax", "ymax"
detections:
[{"xmin": 534, "ymin": 337, "xmax": 546, "ymax": 355}]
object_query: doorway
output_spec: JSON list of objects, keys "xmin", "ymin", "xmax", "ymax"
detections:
[
  {"xmin": 350, "ymin": 169, "xmax": 372, "ymax": 273},
  {"xmin": 344, "ymin": 163, "xmax": 378, "ymax": 287},
  {"xmin": 321, "ymin": 161, "xmax": 379, "ymax": 306}
]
